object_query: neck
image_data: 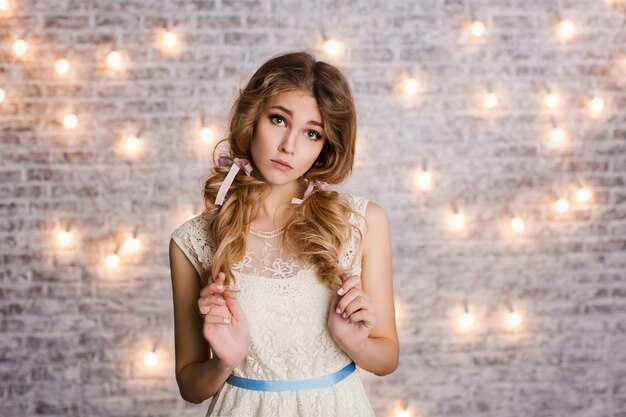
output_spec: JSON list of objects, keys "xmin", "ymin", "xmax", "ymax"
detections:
[{"xmin": 253, "ymin": 179, "xmax": 305, "ymax": 227}]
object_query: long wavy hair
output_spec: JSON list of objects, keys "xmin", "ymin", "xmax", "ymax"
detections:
[{"xmin": 200, "ymin": 51, "xmax": 363, "ymax": 293}]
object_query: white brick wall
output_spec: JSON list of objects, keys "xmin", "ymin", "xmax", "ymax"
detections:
[{"xmin": 1, "ymin": 0, "xmax": 625, "ymax": 416}]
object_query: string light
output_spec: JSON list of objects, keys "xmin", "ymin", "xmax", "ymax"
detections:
[
  {"xmin": 143, "ymin": 350, "xmax": 158, "ymax": 367},
  {"xmin": 123, "ymin": 229, "xmax": 140, "ymax": 253},
  {"xmin": 459, "ymin": 300, "xmax": 475, "ymax": 330},
  {"xmin": 557, "ymin": 18, "xmax": 575, "ymax": 40},
  {"xmin": 107, "ymin": 41, "xmax": 124, "ymax": 70},
  {"xmin": 449, "ymin": 204, "xmax": 465, "ymax": 231},
  {"xmin": 63, "ymin": 112, "xmax": 79, "ymax": 129},
  {"xmin": 0, "ymin": 87, "xmax": 6, "ymax": 103},
  {"xmin": 554, "ymin": 194, "xmax": 570, "ymax": 213},
  {"xmin": 403, "ymin": 77, "xmax": 420, "ymax": 95},
  {"xmin": 396, "ymin": 407, "xmax": 411, "ymax": 417},
  {"xmin": 56, "ymin": 224, "xmax": 74, "ymax": 247},
  {"xmin": 124, "ymin": 128, "xmax": 143, "ymax": 156},
  {"xmin": 0, "ymin": 0, "xmax": 10, "ymax": 11},
  {"xmin": 125, "ymin": 134, "xmax": 140, "ymax": 151},
  {"xmin": 321, "ymin": 28, "xmax": 343, "ymax": 57},
  {"xmin": 549, "ymin": 117, "xmax": 567, "ymax": 147},
  {"xmin": 200, "ymin": 125, "xmax": 214, "ymax": 143},
  {"xmin": 55, "ymin": 57, "xmax": 70, "ymax": 75},
  {"xmin": 162, "ymin": 30, "xmax": 178, "ymax": 49},
  {"xmin": 483, "ymin": 84, "xmax": 498, "ymax": 109},
  {"xmin": 588, "ymin": 96, "xmax": 605, "ymax": 116},
  {"xmin": 510, "ymin": 215, "xmax": 525, "ymax": 233},
  {"xmin": 143, "ymin": 338, "xmax": 161, "ymax": 367},
  {"xmin": 470, "ymin": 20, "xmax": 486, "ymax": 37},
  {"xmin": 55, "ymin": 49, "xmax": 73, "ymax": 76},
  {"xmin": 413, "ymin": 163, "xmax": 432, "ymax": 191},
  {"xmin": 199, "ymin": 114, "xmax": 215, "ymax": 145},
  {"xmin": 505, "ymin": 303, "xmax": 522, "ymax": 329},
  {"xmin": 544, "ymin": 85, "xmax": 561, "ymax": 109},
  {"xmin": 105, "ymin": 245, "xmax": 121, "ymax": 269},
  {"xmin": 575, "ymin": 179, "xmax": 592, "ymax": 203},
  {"xmin": 12, "ymin": 36, "xmax": 28, "ymax": 57}
]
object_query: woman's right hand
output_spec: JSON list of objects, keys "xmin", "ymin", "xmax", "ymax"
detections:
[{"xmin": 198, "ymin": 271, "xmax": 250, "ymax": 371}]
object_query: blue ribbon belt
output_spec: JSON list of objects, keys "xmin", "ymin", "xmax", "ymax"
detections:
[{"xmin": 226, "ymin": 361, "xmax": 356, "ymax": 392}]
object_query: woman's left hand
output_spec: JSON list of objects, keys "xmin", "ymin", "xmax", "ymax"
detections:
[{"xmin": 328, "ymin": 274, "xmax": 377, "ymax": 356}]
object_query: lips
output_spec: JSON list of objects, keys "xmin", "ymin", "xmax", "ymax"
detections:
[{"xmin": 271, "ymin": 159, "xmax": 292, "ymax": 169}]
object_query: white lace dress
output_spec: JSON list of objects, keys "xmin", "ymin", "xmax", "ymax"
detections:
[{"xmin": 170, "ymin": 192, "xmax": 376, "ymax": 417}]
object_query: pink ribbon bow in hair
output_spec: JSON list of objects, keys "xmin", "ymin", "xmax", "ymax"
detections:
[
  {"xmin": 291, "ymin": 179, "xmax": 328, "ymax": 204},
  {"xmin": 214, "ymin": 154, "xmax": 254, "ymax": 206}
]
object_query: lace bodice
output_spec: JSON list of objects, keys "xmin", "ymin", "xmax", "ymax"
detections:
[{"xmin": 170, "ymin": 192, "xmax": 375, "ymax": 417}]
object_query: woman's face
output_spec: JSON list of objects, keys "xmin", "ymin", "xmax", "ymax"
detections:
[{"xmin": 250, "ymin": 90, "xmax": 326, "ymax": 187}]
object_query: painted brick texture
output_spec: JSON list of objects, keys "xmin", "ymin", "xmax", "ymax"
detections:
[{"xmin": 1, "ymin": 0, "xmax": 625, "ymax": 416}]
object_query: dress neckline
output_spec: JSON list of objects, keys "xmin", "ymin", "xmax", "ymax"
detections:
[{"xmin": 249, "ymin": 225, "xmax": 286, "ymax": 238}]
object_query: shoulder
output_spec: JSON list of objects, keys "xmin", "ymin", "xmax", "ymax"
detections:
[
  {"xmin": 361, "ymin": 199, "xmax": 390, "ymax": 255},
  {"xmin": 171, "ymin": 213, "xmax": 207, "ymax": 239},
  {"xmin": 339, "ymin": 191, "xmax": 369, "ymax": 217}
]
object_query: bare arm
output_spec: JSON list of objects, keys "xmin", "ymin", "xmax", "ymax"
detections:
[
  {"xmin": 346, "ymin": 201, "xmax": 399, "ymax": 376},
  {"xmin": 169, "ymin": 238, "xmax": 233, "ymax": 403}
]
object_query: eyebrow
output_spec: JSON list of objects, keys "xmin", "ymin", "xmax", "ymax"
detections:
[{"xmin": 269, "ymin": 105, "xmax": 324, "ymax": 128}]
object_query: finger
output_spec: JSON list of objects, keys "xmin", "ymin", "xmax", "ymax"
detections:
[
  {"xmin": 200, "ymin": 272, "xmax": 226, "ymax": 298},
  {"xmin": 346, "ymin": 309, "xmax": 376, "ymax": 328},
  {"xmin": 341, "ymin": 296, "xmax": 369, "ymax": 318},
  {"xmin": 336, "ymin": 289, "xmax": 365, "ymax": 316},
  {"xmin": 337, "ymin": 274, "xmax": 361, "ymax": 295},
  {"xmin": 223, "ymin": 293, "xmax": 243, "ymax": 318},
  {"xmin": 198, "ymin": 294, "xmax": 226, "ymax": 311},
  {"xmin": 203, "ymin": 313, "xmax": 231, "ymax": 325}
]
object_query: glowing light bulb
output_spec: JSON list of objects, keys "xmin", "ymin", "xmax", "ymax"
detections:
[
  {"xmin": 507, "ymin": 311, "xmax": 522, "ymax": 328},
  {"xmin": 63, "ymin": 114, "xmax": 78, "ymax": 129},
  {"xmin": 396, "ymin": 409, "xmax": 411, "ymax": 417},
  {"xmin": 576, "ymin": 186, "xmax": 592, "ymax": 203},
  {"xmin": 200, "ymin": 126, "xmax": 214, "ymax": 144},
  {"xmin": 0, "ymin": 88, "xmax": 5, "ymax": 103},
  {"xmin": 12, "ymin": 39, "xmax": 27, "ymax": 56},
  {"xmin": 558, "ymin": 19, "xmax": 575, "ymax": 39},
  {"xmin": 483, "ymin": 92, "xmax": 498, "ymax": 109},
  {"xmin": 415, "ymin": 170, "xmax": 432, "ymax": 190},
  {"xmin": 163, "ymin": 31, "xmax": 177, "ymax": 48},
  {"xmin": 550, "ymin": 127, "xmax": 566, "ymax": 145},
  {"xmin": 143, "ymin": 351, "xmax": 158, "ymax": 367},
  {"xmin": 588, "ymin": 97, "xmax": 605, "ymax": 115},
  {"xmin": 105, "ymin": 253, "xmax": 120, "ymax": 269},
  {"xmin": 123, "ymin": 236, "xmax": 140, "ymax": 253},
  {"xmin": 450, "ymin": 212, "xmax": 465, "ymax": 230},
  {"xmin": 510, "ymin": 216, "xmax": 525, "ymax": 233},
  {"xmin": 404, "ymin": 78, "xmax": 419, "ymax": 95},
  {"xmin": 125, "ymin": 135, "xmax": 141, "ymax": 152},
  {"xmin": 471, "ymin": 20, "xmax": 486, "ymax": 37},
  {"xmin": 323, "ymin": 39, "xmax": 341, "ymax": 55},
  {"xmin": 545, "ymin": 92, "xmax": 560, "ymax": 109},
  {"xmin": 0, "ymin": 0, "xmax": 10, "ymax": 12},
  {"xmin": 555, "ymin": 197, "xmax": 569, "ymax": 213},
  {"xmin": 57, "ymin": 230, "xmax": 73, "ymax": 246},
  {"xmin": 55, "ymin": 58, "xmax": 70, "ymax": 75},
  {"xmin": 459, "ymin": 312, "xmax": 475, "ymax": 328},
  {"xmin": 107, "ymin": 50, "xmax": 122, "ymax": 69}
]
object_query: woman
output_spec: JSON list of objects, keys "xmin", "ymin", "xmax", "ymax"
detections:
[{"xmin": 169, "ymin": 50, "xmax": 398, "ymax": 416}]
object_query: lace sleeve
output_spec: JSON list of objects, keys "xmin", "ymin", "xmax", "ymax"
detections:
[
  {"xmin": 170, "ymin": 215, "xmax": 214, "ymax": 279},
  {"xmin": 340, "ymin": 193, "xmax": 369, "ymax": 275}
]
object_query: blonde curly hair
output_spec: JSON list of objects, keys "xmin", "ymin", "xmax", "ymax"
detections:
[{"xmin": 200, "ymin": 51, "xmax": 363, "ymax": 293}]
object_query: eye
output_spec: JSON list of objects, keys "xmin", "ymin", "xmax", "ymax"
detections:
[
  {"xmin": 269, "ymin": 113, "xmax": 285, "ymax": 126},
  {"xmin": 307, "ymin": 129, "xmax": 322, "ymax": 141},
  {"xmin": 269, "ymin": 113, "xmax": 323, "ymax": 141}
]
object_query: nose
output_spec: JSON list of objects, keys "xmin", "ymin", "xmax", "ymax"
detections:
[{"xmin": 278, "ymin": 130, "xmax": 297, "ymax": 154}]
